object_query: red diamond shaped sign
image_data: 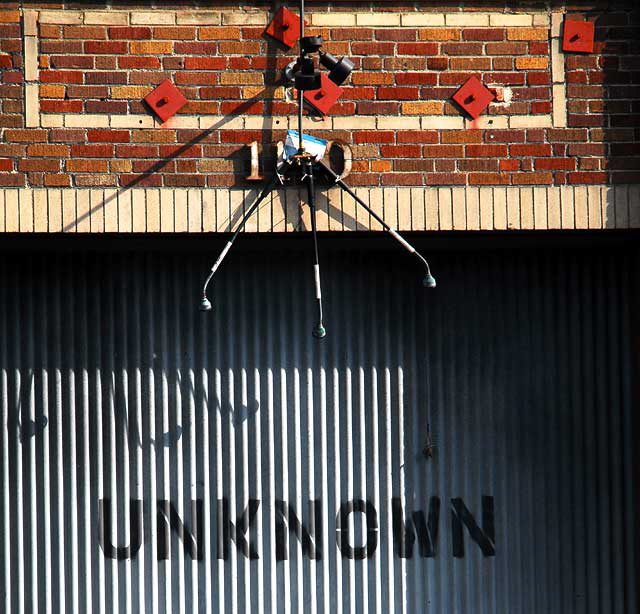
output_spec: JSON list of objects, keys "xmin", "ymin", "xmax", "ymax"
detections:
[
  {"xmin": 264, "ymin": 7, "xmax": 303, "ymax": 49},
  {"xmin": 452, "ymin": 76, "xmax": 495, "ymax": 120},
  {"xmin": 144, "ymin": 79, "xmax": 188, "ymax": 123},
  {"xmin": 303, "ymin": 73, "xmax": 343, "ymax": 115},
  {"xmin": 562, "ymin": 19, "xmax": 595, "ymax": 54}
]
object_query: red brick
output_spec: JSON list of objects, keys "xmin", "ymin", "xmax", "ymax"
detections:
[
  {"xmin": 158, "ymin": 144, "xmax": 202, "ymax": 159},
  {"xmin": 331, "ymin": 27, "xmax": 373, "ymax": 41},
  {"xmin": 71, "ymin": 144, "xmax": 114, "ymax": 158},
  {"xmin": 381, "ymin": 173, "xmax": 423, "ymax": 185},
  {"xmin": 228, "ymin": 58, "xmax": 251, "ymax": 70},
  {"xmin": 85, "ymin": 41, "xmax": 127, "ymax": 54},
  {"xmin": 174, "ymin": 42, "xmax": 218, "ymax": 55},
  {"xmin": 221, "ymin": 100, "xmax": 263, "ymax": 115},
  {"xmin": 67, "ymin": 159, "xmax": 109, "ymax": 172},
  {"xmin": 397, "ymin": 131, "xmax": 438, "ymax": 144},
  {"xmin": 380, "ymin": 145, "xmax": 421, "ymax": 157},
  {"xmin": 485, "ymin": 42, "xmax": 527, "ymax": 55},
  {"xmin": 442, "ymin": 42, "xmax": 484, "ymax": 55},
  {"xmin": 118, "ymin": 57, "xmax": 161, "ymax": 69},
  {"xmin": 49, "ymin": 55, "xmax": 93, "ymax": 69},
  {"xmin": 40, "ymin": 70, "xmax": 84, "ymax": 84},
  {"xmin": 41, "ymin": 100, "xmax": 83, "ymax": 113},
  {"xmin": 26, "ymin": 144, "xmax": 69, "ymax": 157},
  {"xmin": 356, "ymin": 102, "xmax": 399, "ymax": 114},
  {"xmin": 343, "ymin": 87, "xmax": 376, "ymax": 100},
  {"xmin": 377, "ymin": 87, "xmax": 420, "ymax": 100},
  {"xmin": 6, "ymin": 129, "xmax": 47, "ymax": 142},
  {"xmin": 469, "ymin": 172, "xmax": 510, "ymax": 185},
  {"xmin": 219, "ymin": 41, "xmax": 260, "ymax": 55},
  {"xmin": 120, "ymin": 174, "xmax": 162, "ymax": 188},
  {"xmin": 426, "ymin": 172, "xmax": 467, "ymax": 185},
  {"xmin": 351, "ymin": 42, "xmax": 395, "ymax": 55},
  {"xmin": 117, "ymin": 145, "xmax": 159, "ymax": 158},
  {"xmin": 88, "ymin": 130, "xmax": 131, "ymax": 143},
  {"xmin": 63, "ymin": 25, "xmax": 106, "ymax": 39},
  {"xmin": 484, "ymin": 72, "xmax": 526, "ymax": 85},
  {"xmin": 19, "ymin": 159, "xmax": 60, "ymax": 172},
  {"xmin": 354, "ymin": 131, "xmax": 396, "ymax": 144},
  {"xmin": 152, "ymin": 26, "xmax": 196, "ymax": 40},
  {"xmin": 86, "ymin": 100, "xmax": 128, "ymax": 114},
  {"xmin": 529, "ymin": 42, "xmax": 549, "ymax": 55},
  {"xmin": 512, "ymin": 172, "xmax": 553, "ymax": 185},
  {"xmin": 184, "ymin": 57, "xmax": 227, "ymax": 70},
  {"xmin": 500, "ymin": 160, "xmax": 520, "ymax": 171},
  {"xmin": 0, "ymin": 173, "xmax": 25, "ymax": 186},
  {"xmin": 532, "ymin": 101, "xmax": 552, "ymax": 114},
  {"xmin": 85, "ymin": 72, "xmax": 127, "ymax": 85},
  {"xmin": 510, "ymin": 144, "xmax": 552, "ymax": 156},
  {"xmin": 164, "ymin": 174, "xmax": 206, "ymax": 187},
  {"xmin": 535, "ymin": 158, "xmax": 576, "ymax": 171},
  {"xmin": 375, "ymin": 29, "xmax": 417, "ymax": 41},
  {"xmin": 394, "ymin": 159, "xmax": 434, "ymax": 172},
  {"xmin": 466, "ymin": 144, "xmax": 508, "ymax": 157},
  {"xmin": 484, "ymin": 130, "xmax": 526, "ymax": 143},
  {"xmin": 396, "ymin": 72, "xmax": 438, "ymax": 85},
  {"xmin": 50, "ymin": 129, "xmax": 86, "ymax": 143},
  {"xmin": 0, "ymin": 159, "xmax": 13, "ymax": 171},
  {"xmin": 422, "ymin": 145, "xmax": 464, "ymax": 157},
  {"xmin": 396, "ymin": 43, "xmax": 438, "ymax": 55},
  {"xmin": 547, "ymin": 129, "xmax": 589, "ymax": 142},
  {"xmin": 44, "ymin": 174, "xmax": 70, "ymax": 187},
  {"xmin": 463, "ymin": 28, "xmax": 505, "ymax": 41},
  {"xmin": 427, "ymin": 57, "xmax": 449, "ymax": 71},
  {"xmin": 567, "ymin": 172, "xmax": 608, "ymax": 184},
  {"xmin": 199, "ymin": 27, "xmax": 241, "ymax": 40},
  {"xmin": 109, "ymin": 27, "xmax": 151, "ymax": 39}
]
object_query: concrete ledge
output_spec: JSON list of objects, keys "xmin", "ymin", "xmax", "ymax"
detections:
[{"xmin": 0, "ymin": 186, "xmax": 635, "ymax": 233}]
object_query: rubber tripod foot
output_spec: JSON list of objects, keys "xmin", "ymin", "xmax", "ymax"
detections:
[
  {"xmin": 313, "ymin": 324, "xmax": 326, "ymax": 339},
  {"xmin": 199, "ymin": 297, "xmax": 212, "ymax": 311}
]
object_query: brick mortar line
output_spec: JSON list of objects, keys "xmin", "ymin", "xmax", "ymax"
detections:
[{"xmin": 0, "ymin": 186, "xmax": 631, "ymax": 232}]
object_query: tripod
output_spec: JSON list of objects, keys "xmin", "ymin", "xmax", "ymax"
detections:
[{"xmin": 199, "ymin": 1, "xmax": 436, "ymax": 338}]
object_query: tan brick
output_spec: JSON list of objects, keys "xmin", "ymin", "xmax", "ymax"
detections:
[
  {"xmin": 27, "ymin": 144, "xmax": 69, "ymax": 157},
  {"xmin": 402, "ymin": 101, "xmax": 443, "ymax": 115},
  {"xmin": 39, "ymin": 11, "xmax": 82, "ymax": 25},
  {"xmin": 421, "ymin": 116, "xmax": 464, "ymax": 129},
  {"xmin": 533, "ymin": 14, "xmax": 550, "ymax": 27},
  {"xmin": 242, "ymin": 86, "xmax": 284, "ymax": 99},
  {"xmin": 489, "ymin": 14, "xmax": 533, "ymax": 27},
  {"xmin": 24, "ymin": 37, "xmax": 38, "ymax": 81},
  {"xmin": 220, "ymin": 72, "xmax": 264, "ymax": 85},
  {"xmin": 130, "ymin": 41, "xmax": 173, "ymax": 54},
  {"xmin": 222, "ymin": 12, "xmax": 268, "ymax": 26},
  {"xmin": 351, "ymin": 72, "xmax": 395, "ymax": 85},
  {"xmin": 356, "ymin": 13, "xmax": 400, "ymax": 26},
  {"xmin": 111, "ymin": 86, "xmax": 152, "ymax": 100},
  {"xmin": 445, "ymin": 13, "xmax": 490, "ymax": 27},
  {"xmin": 516, "ymin": 57, "xmax": 549, "ymax": 70},
  {"xmin": 311, "ymin": 13, "xmax": 356, "ymax": 26},
  {"xmin": 507, "ymin": 28, "xmax": 548, "ymax": 41},
  {"xmin": 84, "ymin": 11, "xmax": 129, "ymax": 25},
  {"xmin": 401, "ymin": 14, "xmax": 445, "ymax": 27},
  {"xmin": 131, "ymin": 11, "xmax": 176, "ymax": 25},
  {"xmin": 551, "ymin": 12, "xmax": 563, "ymax": 38},
  {"xmin": 67, "ymin": 159, "xmax": 109, "ymax": 172},
  {"xmin": 65, "ymin": 114, "xmax": 109, "ymax": 128},
  {"xmin": 25, "ymin": 84, "xmax": 39, "ymax": 128},
  {"xmin": 23, "ymin": 10, "xmax": 38, "ymax": 35},
  {"xmin": 509, "ymin": 115, "xmax": 553, "ymax": 128},
  {"xmin": 177, "ymin": 11, "xmax": 221, "ymax": 25}
]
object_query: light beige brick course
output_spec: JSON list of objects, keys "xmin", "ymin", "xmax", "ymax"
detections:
[
  {"xmin": 445, "ymin": 13, "xmax": 490, "ymax": 27},
  {"xmin": 24, "ymin": 36, "xmax": 38, "ymax": 81},
  {"xmin": 402, "ymin": 102, "xmax": 443, "ymax": 115},
  {"xmin": 84, "ymin": 11, "xmax": 129, "ymax": 25},
  {"xmin": 25, "ymin": 84, "xmax": 39, "ymax": 128},
  {"xmin": 355, "ymin": 13, "xmax": 400, "ymax": 26},
  {"xmin": 311, "ymin": 13, "xmax": 356, "ymax": 26},
  {"xmin": 39, "ymin": 10, "xmax": 82, "ymax": 24},
  {"xmin": 65, "ymin": 114, "xmax": 109, "ymax": 128},
  {"xmin": 23, "ymin": 10, "xmax": 38, "ymax": 36},
  {"xmin": 131, "ymin": 11, "xmax": 176, "ymax": 25},
  {"xmin": 176, "ymin": 12, "xmax": 221, "ymax": 25},
  {"xmin": 489, "ymin": 14, "xmax": 533, "ymax": 26},
  {"xmin": 401, "ymin": 14, "xmax": 445, "ymax": 26},
  {"xmin": 421, "ymin": 116, "xmax": 464, "ymax": 129},
  {"xmin": 222, "ymin": 12, "xmax": 268, "ymax": 26},
  {"xmin": 507, "ymin": 27, "xmax": 548, "ymax": 40},
  {"xmin": 552, "ymin": 83, "xmax": 567, "ymax": 127},
  {"xmin": 509, "ymin": 115, "xmax": 552, "ymax": 128}
]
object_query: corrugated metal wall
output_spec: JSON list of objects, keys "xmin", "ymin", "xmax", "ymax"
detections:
[{"xmin": 0, "ymin": 243, "xmax": 637, "ymax": 614}]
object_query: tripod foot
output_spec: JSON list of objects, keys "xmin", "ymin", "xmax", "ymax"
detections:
[
  {"xmin": 199, "ymin": 297, "xmax": 212, "ymax": 311},
  {"xmin": 313, "ymin": 324, "xmax": 326, "ymax": 339},
  {"xmin": 422, "ymin": 273, "xmax": 437, "ymax": 289}
]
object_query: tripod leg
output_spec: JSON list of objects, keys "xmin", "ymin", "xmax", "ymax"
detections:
[
  {"xmin": 317, "ymin": 160, "xmax": 436, "ymax": 288},
  {"xmin": 199, "ymin": 168, "xmax": 284, "ymax": 310},
  {"xmin": 304, "ymin": 158, "xmax": 326, "ymax": 338}
]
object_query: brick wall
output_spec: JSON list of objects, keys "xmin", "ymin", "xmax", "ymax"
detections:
[{"xmin": 0, "ymin": 2, "xmax": 638, "ymax": 232}]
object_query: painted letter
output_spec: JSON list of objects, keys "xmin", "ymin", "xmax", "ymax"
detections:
[
  {"xmin": 451, "ymin": 496, "xmax": 495, "ymax": 557},
  {"xmin": 98, "ymin": 499, "xmax": 143, "ymax": 560},
  {"xmin": 275, "ymin": 499, "xmax": 322, "ymax": 560},
  {"xmin": 392, "ymin": 497, "xmax": 440, "ymax": 558},
  {"xmin": 217, "ymin": 498, "xmax": 260, "ymax": 559},
  {"xmin": 336, "ymin": 499, "xmax": 378, "ymax": 560},
  {"xmin": 157, "ymin": 499, "xmax": 204, "ymax": 561}
]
